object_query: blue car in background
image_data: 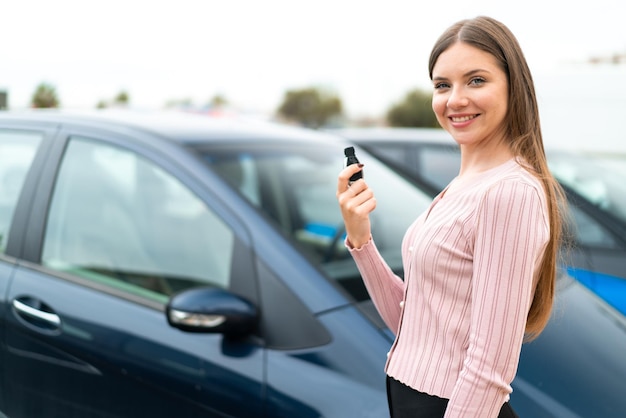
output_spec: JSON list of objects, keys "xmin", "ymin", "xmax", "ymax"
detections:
[
  {"xmin": 336, "ymin": 127, "xmax": 626, "ymax": 317},
  {"xmin": 547, "ymin": 151, "xmax": 626, "ymax": 313},
  {"xmin": 0, "ymin": 111, "xmax": 625, "ymax": 417}
]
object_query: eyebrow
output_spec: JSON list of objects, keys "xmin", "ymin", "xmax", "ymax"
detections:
[{"xmin": 432, "ymin": 68, "xmax": 492, "ymax": 81}]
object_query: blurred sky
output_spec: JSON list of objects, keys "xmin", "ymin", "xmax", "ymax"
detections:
[{"xmin": 2, "ymin": 0, "xmax": 625, "ymax": 151}]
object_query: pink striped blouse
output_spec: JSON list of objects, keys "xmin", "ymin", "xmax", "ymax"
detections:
[{"xmin": 349, "ymin": 158, "xmax": 549, "ymax": 418}]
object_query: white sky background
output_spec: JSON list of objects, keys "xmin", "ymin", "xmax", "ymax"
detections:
[{"xmin": 2, "ymin": 0, "xmax": 626, "ymax": 151}]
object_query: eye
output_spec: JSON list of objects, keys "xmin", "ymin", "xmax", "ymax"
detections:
[
  {"xmin": 434, "ymin": 81, "xmax": 450, "ymax": 90},
  {"xmin": 469, "ymin": 77, "xmax": 486, "ymax": 86}
]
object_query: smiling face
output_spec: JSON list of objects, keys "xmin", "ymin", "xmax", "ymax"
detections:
[{"xmin": 431, "ymin": 41, "xmax": 510, "ymax": 151}]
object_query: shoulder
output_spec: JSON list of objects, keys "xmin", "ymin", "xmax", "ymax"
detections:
[
  {"xmin": 482, "ymin": 159, "xmax": 545, "ymax": 200},
  {"xmin": 476, "ymin": 162, "xmax": 548, "ymax": 226}
]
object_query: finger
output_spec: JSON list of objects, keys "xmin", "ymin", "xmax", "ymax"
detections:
[
  {"xmin": 352, "ymin": 192, "xmax": 376, "ymax": 218},
  {"xmin": 336, "ymin": 176, "xmax": 367, "ymax": 204},
  {"xmin": 336, "ymin": 163, "xmax": 364, "ymax": 193},
  {"xmin": 338, "ymin": 187, "xmax": 375, "ymax": 220}
]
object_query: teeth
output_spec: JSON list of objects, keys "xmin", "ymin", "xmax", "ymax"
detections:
[{"xmin": 451, "ymin": 115, "xmax": 475, "ymax": 122}]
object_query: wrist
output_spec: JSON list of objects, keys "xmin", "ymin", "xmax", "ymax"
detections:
[{"xmin": 346, "ymin": 235, "xmax": 371, "ymax": 250}]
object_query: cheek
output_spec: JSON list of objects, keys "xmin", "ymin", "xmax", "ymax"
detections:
[
  {"xmin": 489, "ymin": 91, "xmax": 509, "ymax": 122},
  {"xmin": 431, "ymin": 95, "xmax": 446, "ymax": 118}
]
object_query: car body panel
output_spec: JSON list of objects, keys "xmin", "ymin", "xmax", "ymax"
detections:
[
  {"xmin": 513, "ymin": 274, "xmax": 626, "ymax": 417},
  {"xmin": 5, "ymin": 263, "xmax": 264, "ymax": 417},
  {"xmin": 265, "ymin": 306, "xmax": 391, "ymax": 418}
]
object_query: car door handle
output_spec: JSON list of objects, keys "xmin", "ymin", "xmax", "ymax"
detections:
[{"xmin": 12, "ymin": 298, "xmax": 61, "ymax": 329}]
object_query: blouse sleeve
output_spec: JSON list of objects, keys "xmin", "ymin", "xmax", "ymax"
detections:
[
  {"xmin": 348, "ymin": 238, "xmax": 405, "ymax": 334},
  {"xmin": 444, "ymin": 181, "xmax": 549, "ymax": 418}
]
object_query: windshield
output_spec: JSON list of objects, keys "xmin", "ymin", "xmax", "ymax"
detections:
[
  {"xmin": 195, "ymin": 141, "xmax": 432, "ymax": 302},
  {"xmin": 548, "ymin": 152, "xmax": 626, "ymax": 226}
]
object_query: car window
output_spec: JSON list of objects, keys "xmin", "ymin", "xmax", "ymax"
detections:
[
  {"xmin": 364, "ymin": 144, "xmax": 412, "ymax": 173},
  {"xmin": 549, "ymin": 152, "xmax": 626, "ymax": 226},
  {"xmin": 568, "ymin": 204, "xmax": 619, "ymax": 249},
  {"xmin": 0, "ymin": 129, "xmax": 43, "ymax": 253},
  {"xmin": 362, "ymin": 142, "xmax": 460, "ymax": 192},
  {"xmin": 418, "ymin": 146, "xmax": 460, "ymax": 190},
  {"xmin": 41, "ymin": 137, "xmax": 234, "ymax": 303},
  {"xmin": 199, "ymin": 143, "xmax": 432, "ymax": 302}
]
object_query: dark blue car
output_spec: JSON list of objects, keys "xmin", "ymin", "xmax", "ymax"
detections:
[{"xmin": 0, "ymin": 111, "xmax": 625, "ymax": 417}]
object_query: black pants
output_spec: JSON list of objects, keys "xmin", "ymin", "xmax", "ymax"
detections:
[{"xmin": 387, "ymin": 376, "xmax": 519, "ymax": 418}]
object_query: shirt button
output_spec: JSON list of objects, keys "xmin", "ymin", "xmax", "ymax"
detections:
[
  {"xmin": 399, "ymin": 301, "xmax": 405, "ymax": 309},
  {"xmin": 408, "ymin": 246, "xmax": 414, "ymax": 252}
]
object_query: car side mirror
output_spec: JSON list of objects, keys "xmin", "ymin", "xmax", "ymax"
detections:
[{"xmin": 166, "ymin": 287, "xmax": 258, "ymax": 337}]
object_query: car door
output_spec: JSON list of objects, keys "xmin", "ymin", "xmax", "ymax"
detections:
[
  {"xmin": 2, "ymin": 125, "xmax": 264, "ymax": 417},
  {"xmin": 0, "ymin": 125, "xmax": 52, "ymax": 416}
]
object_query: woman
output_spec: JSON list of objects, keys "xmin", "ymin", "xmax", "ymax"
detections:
[{"xmin": 336, "ymin": 16, "xmax": 566, "ymax": 418}]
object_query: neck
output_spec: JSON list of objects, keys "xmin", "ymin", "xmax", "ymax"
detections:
[{"xmin": 458, "ymin": 142, "xmax": 514, "ymax": 177}]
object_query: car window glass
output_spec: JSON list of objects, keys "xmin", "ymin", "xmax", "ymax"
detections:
[
  {"xmin": 418, "ymin": 146, "xmax": 460, "ymax": 190},
  {"xmin": 549, "ymin": 153, "xmax": 626, "ymax": 226},
  {"xmin": 568, "ymin": 204, "xmax": 619, "ymax": 249},
  {"xmin": 365, "ymin": 145, "xmax": 411, "ymax": 172},
  {"xmin": 202, "ymin": 144, "xmax": 432, "ymax": 302},
  {"xmin": 0, "ymin": 129, "xmax": 43, "ymax": 253},
  {"xmin": 42, "ymin": 137, "xmax": 234, "ymax": 303},
  {"xmin": 361, "ymin": 143, "xmax": 460, "ymax": 193}
]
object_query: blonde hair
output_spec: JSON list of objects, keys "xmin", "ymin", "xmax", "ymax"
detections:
[{"xmin": 428, "ymin": 16, "xmax": 568, "ymax": 339}]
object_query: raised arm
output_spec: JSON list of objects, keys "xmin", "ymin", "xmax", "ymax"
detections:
[{"xmin": 337, "ymin": 163, "xmax": 405, "ymax": 333}]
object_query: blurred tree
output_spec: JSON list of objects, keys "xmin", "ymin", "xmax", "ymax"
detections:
[
  {"xmin": 114, "ymin": 90, "xmax": 129, "ymax": 105},
  {"xmin": 588, "ymin": 52, "xmax": 626, "ymax": 64},
  {"xmin": 0, "ymin": 90, "xmax": 7, "ymax": 109},
  {"xmin": 209, "ymin": 94, "xmax": 228, "ymax": 107},
  {"xmin": 95, "ymin": 91, "xmax": 129, "ymax": 109},
  {"xmin": 386, "ymin": 88, "xmax": 439, "ymax": 128},
  {"xmin": 31, "ymin": 82, "xmax": 60, "ymax": 108},
  {"xmin": 277, "ymin": 87, "xmax": 343, "ymax": 128}
]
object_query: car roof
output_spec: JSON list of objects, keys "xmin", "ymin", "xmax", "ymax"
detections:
[
  {"xmin": 331, "ymin": 127, "xmax": 456, "ymax": 145},
  {"xmin": 0, "ymin": 109, "xmax": 342, "ymax": 145},
  {"xmin": 333, "ymin": 127, "xmax": 607, "ymax": 157}
]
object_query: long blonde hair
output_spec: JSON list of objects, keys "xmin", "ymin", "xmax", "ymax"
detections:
[{"xmin": 428, "ymin": 16, "xmax": 568, "ymax": 340}]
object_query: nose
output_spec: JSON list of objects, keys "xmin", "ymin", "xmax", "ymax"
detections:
[{"xmin": 447, "ymin": 87, "xmax": 469, "ymax": 109}]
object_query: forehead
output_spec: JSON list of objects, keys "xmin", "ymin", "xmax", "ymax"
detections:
[{"xmin": 432, "ymin": 42, "xmax": 502, "ymax": 77}]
